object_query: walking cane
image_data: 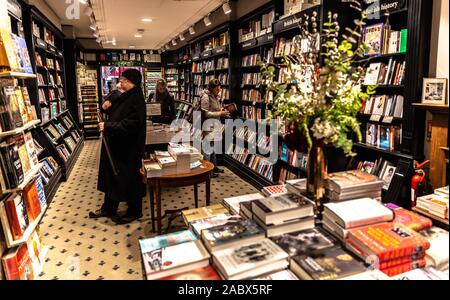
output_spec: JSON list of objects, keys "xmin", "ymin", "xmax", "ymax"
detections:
[{"xmin": 98, "ymin": 111, "xmax": 119, "ymax": 176}]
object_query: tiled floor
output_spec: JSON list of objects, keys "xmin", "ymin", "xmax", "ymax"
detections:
[{"xmin": 38, "ymin": 140, "xmax": 258, "ymax": 280}]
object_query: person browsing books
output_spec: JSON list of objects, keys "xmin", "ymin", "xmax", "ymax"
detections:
[
  {"xmin": 201, "ymin": 79, "xmax": 230, "ymax": 177},
  {"xmin": 147, "ymin": 79, "xmax": 176, "ymax": 125},
  {"xmin": 91, "ymin": 69, "xmax": 146, "ymax": 225}
]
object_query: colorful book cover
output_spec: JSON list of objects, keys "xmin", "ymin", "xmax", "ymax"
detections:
[
  {"xmin": 14, "ymin": 35, "xmax": 33, "ymax": 74},
  {"xmin": 182, "ymin": 204, "xmax": 229, "ymax": 224},
  {"xmin": 5, "ymin": 193, "xmax": 29, "ymax": 241},
  {"xmin": 385, "ymin": 203, "xmax": 433, "ymax": 232},
  {"xmin": 201, "ymin": 219, "xmax": 264, "ymax": 248},
  {"xmin": 139, "ymin": 230, "xmax": 197, "ymax": 254},
  {"xmin": 363, "ymin": 24, "xmax": 384, "ymax": 56},
  {"xmin": 2, "ymin": 243, "xmax": 34, "ymax": 280},
  {"xmin": 381, "ymin": 259, "xmax": 426, "ymax": 277},
  {"xmin": 0, "ymin": 29, "xmax": 20, "ymax": 72},
  {"xmin": 400, "ymin": 29, "xmax": 408, "ymax": 53},
  {"xmin": 379, "ymin": 126, "xmax": 390, "ymax": 150},
  {"xmin": 22, "ymin": 178, "xmax": 42, "ymax": 221},
  {"xmin": 156, "ymin": 265, "xmax": 220, "ymax": 280},
  {"xmin": 348, "ymin": 223, "xmax": 431, "ymax": 262}
]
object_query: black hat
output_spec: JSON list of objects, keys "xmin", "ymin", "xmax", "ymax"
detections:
[{"xmin": 121, "ymin": 69, "xmax": 142, "ymax": 86}]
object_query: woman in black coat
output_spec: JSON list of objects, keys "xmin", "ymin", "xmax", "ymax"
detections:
[
  {"xmin": 147, "ymin": 79, "xmax": 176, "ymax": 125},
  {"xmin": 90, "ymin": 69, "xmax": 147, "ymax": 225}
]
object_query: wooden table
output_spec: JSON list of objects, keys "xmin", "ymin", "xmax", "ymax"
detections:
[{"xmin": 144, "ymin": 160, "xmax": 215, "ymax": 234}]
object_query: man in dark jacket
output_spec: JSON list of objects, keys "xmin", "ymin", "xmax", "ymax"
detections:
[
  {"xmin": 90, "ymin": 69, "xmax": 147, "ymax": 225},
  {"xmin": 147, "ymin": 79, "xmax": 176, "ymax": 125}
]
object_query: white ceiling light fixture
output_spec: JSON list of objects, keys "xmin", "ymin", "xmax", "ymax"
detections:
[
  {"xmin": 179, "ymin": 33, "xmax": 185, "ymax": 41},
  {"xmin": 78, "ymin": 0, "xmax": 88, "ymax": 5},
  {"xmin": 222, "ymin": 2, "xmax": 232, "ymax": 15},
  {"xmin": 189, "ymin": 26, "xmax": 196, "ymax": 35},
  {"xmin": 89, "ymin": 23, "xmax": 97, "ymax": 31},
  {"xmin": 129, "ymin": 45, "xmax": 136, "ymax": 49},
  {"xmin": 135, "ymin": 29, "xmax": 145, "ymax": 38},
  {"xmin": 84, "ymin": 6, "xmax": 93, "ymax": 16},
  {"xmin": 204, "ymin": 15, "xmax": 212, "ymax": 27},
  {"xmin": 96, "ymin": 36, "xmax": 102, "ymax": 44},
  {"xmin": 141, "ymin": 18, "xmax": 153, "ymax": 22},
  {"xmin": 172, "ymin": 39, "xmax": 177, "ymax": 46},
  {"xmin": 165, "ymin": 44, "xmax": 170, "ymax": 50}
]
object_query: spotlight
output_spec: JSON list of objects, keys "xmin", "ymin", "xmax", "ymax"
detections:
[
  {"xmin": 84, "ymin": 6, "xmax": 93, "ymax": 16},
  {"xmin": 172, "ymin": 39, "xmax": 177, "ymax": 46},
  {"xmin": 89, "ymin": 23, "xmax": 97, "ymax": 31},
  {"xmin": 204, "ymin": 15, "xmax": 211, "ymax": 26},
  {"xmin": 165, "ymin": 44, "xmax": 170, "ymax": 50},
  {"xmin": 222, "ymin": 2, "xmax": 231, "ymax": 15},
  {"xmin": 179, "ymin": 33, "xmax": 185, "ymax": 41},
  {"xmin": 79, "ymin": 0, "xmax": 88, "ymax": 5},
  {"xmin": 96, "ymin": 36, "xmax": 102, "ymax": 43},
  {"xmin": 189, "ymin": 26, "xmax": 196, "ymax": 35}
]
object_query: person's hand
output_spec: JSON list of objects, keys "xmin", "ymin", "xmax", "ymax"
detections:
[
  {"xmin": 99, "ymin": 122, "xmax": 105, "ymax": 132},
  {"xmin": 221, "ymin": 110, "xmax": 230, "ymax": 118},
  {"xmin": 102, "ymin": 100, "xmax": 112, "ymax": 111}
]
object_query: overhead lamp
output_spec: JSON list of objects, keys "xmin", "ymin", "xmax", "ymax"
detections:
[
  {"xmin": 189, "ymin": 26, "xmax": 196, "ymax": 35},
  {"xmin": 158, "ymin": 49, "xmax": 162, "ymax": 54},
  {"xmin": 204, "ymin": 15, "xmax": 211, "ymax": 27},
  {"xmin": 79, "ymin": 0, "xmax": 88, "ymax": 5},
  {"xmin": 93, "ymin": 32, "xmax": 98, "ymax": 38},
  {"xmin": 165, "ymin": 44, "xmax": 170, "ymax": 50},
  {"xmin": 172, "ymin": 39, "xmax": 177, "ymax": 46},
  {"xmin": 96, "ymin": 36, "xmax": 102, "ymax": 43},
  {"xmin": 179, "ymin": 33, "xmax": 185, "ymax": 41},
  {"xmin": 112, "ymin": 39, "xmax": 117, "ymax": 46},
  {"xmin": 222, "ymin": 2, "xmax": 232, "ymax": 15},
  {"xmin": 134, "ymin": 33, "xmax": 143, "ymax": 38},
  {"xmin": 84, "ymin": 6, "xmax": 93, "ymax": 16},
  {"xmin": 89, "ymin": 23, "xmax": 97, "ymax": 31},
  {"xmin": 129, "ymin": 45, "xmax": 136, "ymax": 49},
  {"xmin": 141, "ymin": 18, "xmax": 153, "ymax": 22}
]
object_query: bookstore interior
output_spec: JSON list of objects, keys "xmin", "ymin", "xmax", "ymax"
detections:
[{"xmin": 0, "ymin": 0, "xmax": 449, "ymax": 283}]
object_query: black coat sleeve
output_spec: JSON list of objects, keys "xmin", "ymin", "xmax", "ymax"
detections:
[{"xmin": 104, "ymin": 100, "xmax": 141, "ymax": 137}]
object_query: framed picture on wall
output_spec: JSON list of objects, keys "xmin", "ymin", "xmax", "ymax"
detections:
[{"xmin": 421, "ymin": 78, "xmax": 448, "ymax": 105}]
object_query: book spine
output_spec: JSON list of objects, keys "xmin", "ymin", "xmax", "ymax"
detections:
[
  {"xmin": 380, "ymin": 259, "xmax": 426, "ymax": 277},
  {"xmin": 400, "ymin": 29, "xmax": 408, "ymax": 53}
]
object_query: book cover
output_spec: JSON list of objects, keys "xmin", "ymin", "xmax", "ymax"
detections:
[
  {"xmin": 348, "ymin": 223, "xmax": 431, "ymax": 262},
  {"xmin": 327, "ymin": 170, "xmax": 383, "ymax": 193},
  {"xmin": 0, "ymin": 29, "xmax": 20, "ymax": 72},
  {"xmin": 379, "ymin": 126, "xmax": 391, "ymax": 150},
  {"xmin": 14, "ymin": 35, "xmax": 33, "ymax": 74},
  {"xmin": 201, "ymin": 219, "xmax": 264, "ymax": 249},
  {"xmin": 271, "ymin": 228, "xmax": 336, "ymax": 257},
  {"xmin": 222, "ymin": 193, "xmax": 264, "ymax": 215},
  {"xmin": 291, "ymin": 247, "xmax": 366, "ymax": 280},
  {"xmin": 399, "ymin": 29, "xmax": 408, "ymax": 53},
  {"xmin": 191, "ymin": 215, "xmax": 242, "ymax": 236},
  {"xmin": 372, "ymin": 96, "xmax": 386, "ymax": 115},
  {"xmin": 364, "ymin": 63, "xmax": 382, "ymax": 85},
  {"xmin": 142, "ymin": 240, "xmax": 210, "ymax": 279},
  {"xmin": 385, "ymin": 203, "xmax": 432, "ymax": 231},
  {"xmin": 139, "ymin": 230, "xmax": 197, "ymax": 254},
  {"xmin": 14, "ymin": 87, "xmax": 29, "ymax": 126},
  {"xmin": 35, "ymin": 175, "xmax": 47, "ymax": 211},
  {"xmin": 8, "ymin": 143, "xmax": 25, "ymax": 186},
  {"xmin": 24, "ymin": 132, "xmax": 39, "ymax": 169},
  {"xmin": 262, "ymin": 185, "xmax": 288, "ymax": 197},
  {"xmin": 156, "ymin": 265, "xmax": 220, "ymax": 280},
  {"xmin": 213, "ymin": 239, "xmax": 288, "ymax": 280},
  {"xmin": 1, "ymin": 86, "xmax": 24, "ymax": 131},
  {"xmin": 182, "ymin": 204, "xmax": 229, "ymax": 224},
  {"xmin": 22, "ymin": 178, "xmax": 42, "ymax": 221},
  {"xmin": 5, "ymin": 193, "xmax": 29, "ymax": 241},
  {"xmin": 14, "ymin": 135, "xmax": 32, "ymax": 175},
  {"xmin": 324, "ymin": 198, "xmax": 393, "ymax": 229},
  {"xmin": 366, "ymin": 123, "xmax": 379, "ymax": 146},
  {"xmin": 363, "ymin": 24, "xmax": 384, "ymax": 56},
  {"xmin": 420, "ymin": 227, "xmax": 449, "ymax": 270},
  {"xmin": 2, "ymin": 243, "xmax": 34, "ymax": 280},
  {"xmin": 381, "ymin": 259, "xmax": 426, "ymax": 277}
]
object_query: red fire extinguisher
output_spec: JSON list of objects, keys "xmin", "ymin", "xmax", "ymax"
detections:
[{"xmin": 411, "ymin": 160, "xmax": 430, "ymax": 208}]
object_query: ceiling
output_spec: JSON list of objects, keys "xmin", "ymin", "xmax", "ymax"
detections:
[{"xmin": 45, "ymin": 0, "xmax": 224, "ymax": 50}]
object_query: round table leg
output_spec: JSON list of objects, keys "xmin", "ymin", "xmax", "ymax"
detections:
[
  {"xmin": 148, "ymin": 184, "xmax": 155, "ymax": 233},
  {"xmin": 206, "ymin": 174, "xmax": 211, "ymax": 206},
  {"xmin": 194, "ymin": 184, "xmax": 199, "ymax": 208}
]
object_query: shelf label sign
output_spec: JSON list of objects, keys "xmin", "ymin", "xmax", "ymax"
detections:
[
  {"xmin": 364, "ymin": 0, "xmax": 407, "ymax": 19},
  {"xmin": 382, "ymin": 116, "xmax": 394, "ymax": 124},
  {"xmin": 241, "ymin": 39, "xmax": 257, "ymax": 49},
  {"xmin": 370, "ymin": 115, "xmax": 382, "ymax": 122}
]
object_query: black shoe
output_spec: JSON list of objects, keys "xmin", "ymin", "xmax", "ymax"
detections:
[
  {"xmin": 89, "ymin": 210, "xmax": 115, "ymax": 219},
  {"xmin": 214, "ymin": 167, "xmax": 225, "ymax": 174},
  {"xmin": 211, "ymin": 172, "xmax": 219, "ymax": 178},
  {"xmin": 111, "ymin": 214, "xmax": 143, "ymax": 225}
]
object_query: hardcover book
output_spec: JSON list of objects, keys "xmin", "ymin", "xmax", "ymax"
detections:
[
  {"xmin": 381, "ymin": 259, "xmax": 426, "ymax": 277},
  {"xmin": 327, "ymin": 170, "xmax": 384, "ymax": 193},
  {"xmin": 385, "ymin": 203, "xmax": 432, "ymax": 232},
  {"xmin": 290, "ymin": 247, "xmax": 366, "ymax": 280},
  {"xmin": 5, "ymin": 193, "xmax": 29, "ymax": 241},
  {"xmin": 201, "ymin": 219, "xmax": 265, "ymax": 252},
  {"xmin": 190, "ymin": 214, "xmax": 242, "ymax": 237},
  {"xmin": 271, "ymin": 228, "xmax": 336, "ymax": 257},
  {"xmin": 347, "ymin": 223, "xmax": 431, "ymax": 262},
  {"xmin": 142, "ymin": 240, "xmax": 210, "ymax": 280},
  {"xmin": 139, "ymin": 230, "xmax": 197, "ymax": 254},
  {"xmin": 182, "ymin": 204, "xmax": 229, "ymax": 225},
  {"xmin": 213, "ymin": 239, "xmax": 289, "ymax": 280},
  {"xmin": 420, "ymin": 227, "xmax": 449, "ymax": 270},
  {"xmin": 363, "ymin": 23, "xmax": 384, "ymax": 56},
  {"xmin": 2, "ymin": 243, "xmax": 34, "ymax": 280},
  {"xmin": 222, "ymin": 193, "xmax": 265, "ymax": 215},
  {"xmin": 22, "ymin": 178, "xmax": 42, "ymax": 221}
]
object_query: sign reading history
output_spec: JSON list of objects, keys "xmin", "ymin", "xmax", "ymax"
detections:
[{"xmin": 364, "ymin": 0, "xmax": 407, "ymax": 18}]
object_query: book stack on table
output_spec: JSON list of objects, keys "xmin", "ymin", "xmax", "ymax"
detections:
[
  {"xmin": 415, "ymin": 186, "xmax": 449, "ymax": 222},
  {"xmin": 326, "ymin": 170, "xmax": 384, "ymax": 202}
]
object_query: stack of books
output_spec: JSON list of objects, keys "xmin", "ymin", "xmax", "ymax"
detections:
[
  {"xmin": 326, "ymin": 170, "xmax": 384, "ymax": 202},
  {"xmin": 182, "ymin": 204, "xmax": 229, "ymax": 226},
  {"xmin": 251, "ymin": 194, "xmax": 315, "ymax": 237},
  {"xmin": 322, "ymin": 198, "xmax": 394, "ymax": 241},
  {"xmin": 415, "ymin": 187, "xmax": 449, "ymax": 222},
  {"xmin": 385, "ymin": 203, "xmax": 433, "ymax": 232},
  {"xmin": 420, "ymin": 227, "xmax": 449, "ymax": 272},
  {"xmin": 285, "ymin": 178, "xmax": 307, "ymax": 196},
  {"xmin": 391, "ymin": 267, "xmax": 448, "ymax": 280},
  {"xmin": 346, "ymin": 223, "xmax": 430, "ymax": 277},
  {"xmin": 261, "ymin": 185, "xmax": 288, "ymax": 197},
  {"xmin": 222, "ymin": 193, "xmax": 264, "ymax": 215}
]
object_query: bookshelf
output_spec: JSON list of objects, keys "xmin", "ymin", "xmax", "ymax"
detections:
[
  {"xmin": 21, "ymin": 6, "xmax": 68, "ymax": 124},
  {"xmin": 348, "ymin": 0, "xmax": 433, "ymax": 207}
]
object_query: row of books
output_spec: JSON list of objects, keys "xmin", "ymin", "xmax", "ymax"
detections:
[
  {"xmin": 242, "ymin": 54, "xmax": 261, "ymax": 67},
  {"xmin": 0, "ymin": 86, "xmax": 36, "ymax": 133},
  {"xmin": 0, "ymin": 176, "xmax": 47, "ymax": 243},
  {"xmin": 235, "ymin": 126, "xmax": 257, "ymax": 144},
  {"xmin": 279, "ymin": 143, "xmax": 308, "ymax": 170},
  {"xmin": 365, "ymin": 123, "xmax": 402, "ymax": 152},
  {"xmin": 139, "ymin": 190, "xmax": 448, "ymax": 280},
  {"xmin": 33, "ymin": 21, "xmax": 56, "ymax": 47},
  {"xmin": 363, "ymin": 23, "xmax": 407, "ymax": 56},
  {"xmin": 39, "ymin": 157, "xmax": 59, "ymax": 186},
  {"xmin": 242, "ymin": 73, "xmax": 261, "ymax": 85},
  {"xmin": 216, "ymin": 57, "xmax": 229, "ymax": 69},
  {"xmin": 0, "ymin": 132, "xmax": 40, "ymax": 191},
  {"xmin": 364, "ymin": 60, "xmax": 406, "ymax": 86},
  {"xmin": 242, "ymin": 106, "xmax": 263, "ymax": 120},
  {"xmin": 242, "ymin": 89, "xmax": 261, "ymax": 102},
  {"xmin": 238, "ymin": 10, "xmax": 275, "ymax": 43},
  {"xmin": 415, "ymin": 187, "xmax": 449, "ymax": 221},
  {"xmin": 98, "ymin": 52, "xmax": 145, "ymax": 62},
  {"xmin": 192, "ymin": 60, "xmax": 214, "ymax": 73},
  {"xmin": 228, "ymin": 145, "xmax": 273, "ymax": 181},
  {"xmin": 360, "ymin": 95, "xmax": 404, "ymax": 118},
  {"xmin": 278, "ymin": 167, "xmax": 300, "ymax": 184},
  {"xmin": 0, "ymin": 30, "xmax": 33, "ymax": 74}
]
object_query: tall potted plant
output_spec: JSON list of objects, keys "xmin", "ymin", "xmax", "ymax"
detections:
[{"xmin": 261, "ymin": 1, "xmax": 374, "ymax": 213}]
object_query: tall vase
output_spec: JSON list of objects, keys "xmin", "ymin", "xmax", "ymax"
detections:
[{"xmin": 307, "ymin": 139, "xmax": 327, "ymax": 216}]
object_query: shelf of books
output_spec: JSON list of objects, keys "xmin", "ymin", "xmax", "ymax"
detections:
[
  {"xmin": 76, "ymin": 62, "xmax": 100, "ymax": 139},
  {"xmin": 22, "ymin": 6, "xmax": 68, "ymax": 123},
  {"xmin": 138, "ymin": 175, "xmax": 449, "ymax": 280},
  {"xmin": 145, "ymin": 67, "xmax": 162, "ymax": 98},
  {"xmin": 37, "ymin": 110, "xmax": 84, "ymax": 181},
  {"xmin": 349, "ymin": 0, "xmax": 432, "ymax": 206}
]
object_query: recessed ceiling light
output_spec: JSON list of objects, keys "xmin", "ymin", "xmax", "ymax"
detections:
[
  {"xmin": 129, "ymin": 45, "xmax": 136, "ymax": 49},
  {"xmin": 134, "ymin": 33, "xmax": 143, "ymax": 38},
  {"xmin": 141, "ymin": 18, "xmax": 153, "ymax": 22}
]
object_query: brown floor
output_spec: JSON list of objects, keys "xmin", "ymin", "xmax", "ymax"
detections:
[{"xmin": 38, "ymin": 140, "xmax": 258, "ymax": 280}]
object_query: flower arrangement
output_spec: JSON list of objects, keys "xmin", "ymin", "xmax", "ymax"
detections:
[{"xmin": 262, "ymin": 1, "xmax": 374, "ymax": 156}]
